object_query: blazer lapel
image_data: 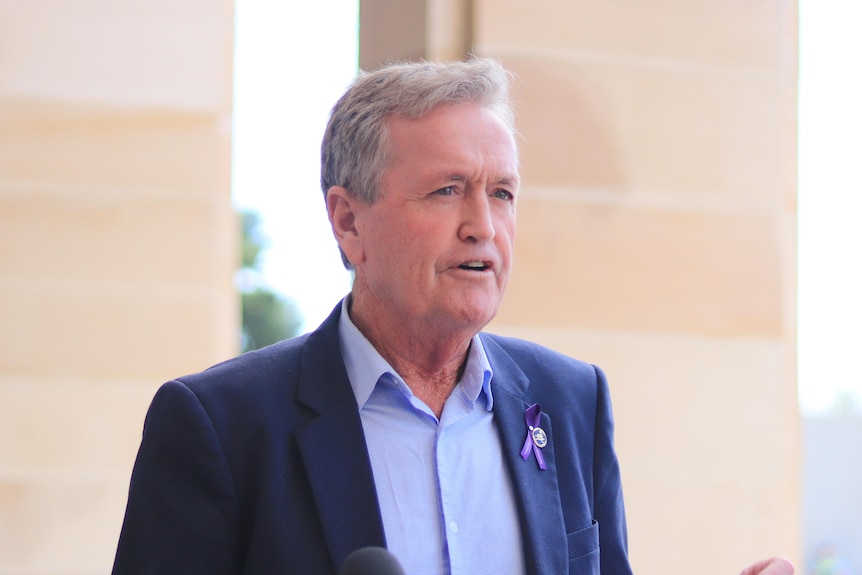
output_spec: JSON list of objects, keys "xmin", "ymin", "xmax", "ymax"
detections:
[
  {"xmin": 483, "ymin": 336, "xmax": 568, "ymax": 575},
  {"xmin": 294, "ymin": 304, "xmax": 387, "ymax": 570}
]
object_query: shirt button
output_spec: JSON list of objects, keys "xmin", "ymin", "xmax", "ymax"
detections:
[{"xmin": 449, "ymin": 520, "xmax": 459, "ymax": 533}]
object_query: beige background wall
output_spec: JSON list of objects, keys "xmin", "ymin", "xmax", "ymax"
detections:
[
  {"xmin": 0, "ymin": 1, "xmax": 236, "ymax": 573},
  {"xmin": 1, "ymin": 0, "xmax": 798, "ymax": 573},
  {"xmin": 364, "ymin": 0, "xmax": 800, "ymax": 573}
]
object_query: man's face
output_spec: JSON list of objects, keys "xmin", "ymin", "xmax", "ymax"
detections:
[{"xmin": 349, "ymin": 102, "xmax": 519, "ymax": 335}]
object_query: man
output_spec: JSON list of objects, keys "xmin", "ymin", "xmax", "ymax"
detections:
[{"xmin": 112, "ymin": 59, "xmax": 793, "ymax": 575}]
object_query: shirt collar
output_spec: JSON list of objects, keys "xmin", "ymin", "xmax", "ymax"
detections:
[{"xmin": 337, "ymin": 297, "xmax": 495, "ymax": 411}]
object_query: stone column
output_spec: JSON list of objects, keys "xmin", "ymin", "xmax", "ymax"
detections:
[{"xmin": 0, "ymin": 1, "xmax": 236, "ymax": 572}]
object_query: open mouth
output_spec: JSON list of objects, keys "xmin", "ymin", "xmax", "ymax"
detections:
[{"xmin": 458, "ymin": 261, "xmax": 489, "ymax": 272}]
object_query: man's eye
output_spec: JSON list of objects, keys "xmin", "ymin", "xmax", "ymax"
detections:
[
  {"xmin": 435, "ymin": 186, "xmax": 456, "ymax": 196},
  {"xmin": 493, "ymin": 189, "xmax": 514, "ymax": 201}
]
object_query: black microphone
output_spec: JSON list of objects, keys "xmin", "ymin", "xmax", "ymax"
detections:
[{"xmin": 339, "ymin": 547, "xmax": 406, "ymax": 575}]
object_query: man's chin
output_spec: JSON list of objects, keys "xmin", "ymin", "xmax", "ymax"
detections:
[{"xmin": 437, "ymin": 301, "xmax": 500, "ymax": 333}]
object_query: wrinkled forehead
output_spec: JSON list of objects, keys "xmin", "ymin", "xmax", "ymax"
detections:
[
  {"xmin": 379, "ymin": 103, "xmax": 520, "ymax": 192},
  {"xmin": 381, "ymin": 102, "xmax": 520, "ymax": 163}
]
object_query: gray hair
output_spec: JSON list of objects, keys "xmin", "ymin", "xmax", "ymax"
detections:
[{"xmin": 320, "ymin": 58, "xmax": 515, "ymax": 268}]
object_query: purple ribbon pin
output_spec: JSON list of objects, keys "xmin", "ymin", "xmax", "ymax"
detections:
[{"xmin": 520, "ymin": 403, "xmax": 547, "ymax": 470}]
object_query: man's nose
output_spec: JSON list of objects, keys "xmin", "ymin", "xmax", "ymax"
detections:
[{"xmin": 459, "ymin": 192, "xmax": 496, "ymax": 242}]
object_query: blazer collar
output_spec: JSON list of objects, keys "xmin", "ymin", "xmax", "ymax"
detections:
[
  {"xmin": 482, "ymin": 335, "xmax": 568, "ymax": 575},
  {"xmin": 294, "ymin": 302, "xmax": 387, "ymax": 570}
]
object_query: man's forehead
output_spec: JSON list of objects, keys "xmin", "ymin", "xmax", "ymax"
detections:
[{"xmin": 384, "ymin": 105, "xmax": 518, "ymax": 149}]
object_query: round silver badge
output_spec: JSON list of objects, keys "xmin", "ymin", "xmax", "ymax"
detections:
[{"xmin": 531, "ymin": 427, "xmax": 548, "ymax": 448}]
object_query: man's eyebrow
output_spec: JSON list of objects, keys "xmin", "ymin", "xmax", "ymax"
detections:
[
  {"xmin": 495, "ymin": 176, "xmax": 520, "ymax": 187},
  {"xmin": 436, "ymin": 173, "xmax": 520, "ymax": 187}
]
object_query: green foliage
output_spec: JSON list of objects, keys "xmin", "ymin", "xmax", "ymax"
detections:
[
  {"xmin": 239, "ymin": 210, "xmax": 303, "ymax": 352},
  {"xmin": 242, "ymin": 211, "xmax": 265, "ymax": 269},
  {"xmin": 242, "ymin": 289, "xmax": 303, "ymax": 352}
]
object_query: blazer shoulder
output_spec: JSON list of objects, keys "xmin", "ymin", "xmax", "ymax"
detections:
[
  {"xmin": 175, "ymin": 301, "xmax": 345, "ymax": 404},
  {"xmin": 175, "ymin": 334, "xmax": 311, "ymax": 398},
  {"xmin": 482, "ymin": 332, "xmax": 600, "ymax": 380},
  {"xmin": 182, "ymin": 334, "xmax": 309, "ymax": 388}
]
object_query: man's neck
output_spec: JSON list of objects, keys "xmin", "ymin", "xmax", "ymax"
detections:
[{"xmin": 347, "ymin": 294, "xmax": 477, "ymax": 418}]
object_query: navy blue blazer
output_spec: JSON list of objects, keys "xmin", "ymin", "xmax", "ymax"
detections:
[{"xmin": 112, "ymin": 303, "xmax": 633, "ymax": 575}]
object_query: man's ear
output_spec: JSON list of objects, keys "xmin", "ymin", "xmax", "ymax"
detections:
[{"xmin": 326, "ymin": 186, "xmax": 365, "ymax": 266}]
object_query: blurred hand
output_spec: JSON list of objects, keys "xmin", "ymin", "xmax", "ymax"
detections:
[{"xmin": 739, "ymin": 557, "xmax": 794, "ymax": 575}]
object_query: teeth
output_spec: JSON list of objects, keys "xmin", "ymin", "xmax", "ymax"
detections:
[{"xmin": 462, "ymin": 262, "xmax": 486, "ymax": 269}]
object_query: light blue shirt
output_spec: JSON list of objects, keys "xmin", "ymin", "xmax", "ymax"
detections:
[{"xmin": 338, "ymin": 299, "xmax": 526, "ymax": 575}]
